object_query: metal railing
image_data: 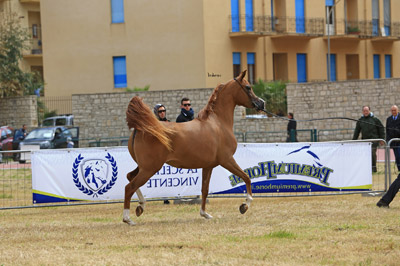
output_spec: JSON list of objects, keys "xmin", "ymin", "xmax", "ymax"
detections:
[
  {"xmin": 0, "ymin": 139, "xmax": 389, "ymax": 209},
  {"xmin": 229, "ymin": 15, "xmax": 324, "ymax": 36},
  {"xmin": 38, "ymin": 96, "xmax": 73, "ymax": 116},
  {"xmin": 327, "ymin": 19, "xmax": 400, "ymax": 38},
  {"xmin": 24, "ymin": 25, "xmax": 42, "ymax": 56}
]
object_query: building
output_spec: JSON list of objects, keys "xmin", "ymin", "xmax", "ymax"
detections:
[
  {"xmin": 2, "ymin": 0, "xmax": 400, "ymax": 98},
  {"xmin": 0, "ymin": 0, "xmax": 42, "ymax": 82}
]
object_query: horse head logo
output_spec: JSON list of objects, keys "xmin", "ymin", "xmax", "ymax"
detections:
[{"xmin": 81, "ymin": 160, "xmax": 109, "ymax": 191}]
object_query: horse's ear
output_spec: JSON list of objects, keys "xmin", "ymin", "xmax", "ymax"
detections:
[{"xmin": 236, "ymin": 70, "xmax": 247, "ymax": 81}]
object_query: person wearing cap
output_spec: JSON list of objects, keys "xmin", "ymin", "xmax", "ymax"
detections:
[
  {"xmin": 153, "ymin": 103, "xmax": 170, "ymax": 204},
  {"xmin": 153, "ymin": 104, "xmax": 169, "ymax": 122},
  {"xmin": 66, "ymin": 137, "xmax": 74, "ymax": 148}
]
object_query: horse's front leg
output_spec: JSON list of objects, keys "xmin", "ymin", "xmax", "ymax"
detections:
[
  {"xmin": 123, "ymin": 169, "xmax": 155, "ymax": 226},
  {"xmin": 200, "ymin": 167, "xmax": 213, "ymax": 219},
  {"xmin": 221, "ymin": 158, "xmax": 253, "ymax": 214}
]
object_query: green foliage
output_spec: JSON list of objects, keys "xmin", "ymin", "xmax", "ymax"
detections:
[
  {"xmin": 125, "ymin": 85, "xmax": 150, "ymax": 92},
  {"xmin": 249, "ymin": 79, "xmax": 287, "ymax": 116},
  {"xmin": 36, "ymin": 98, "xmax": 57, "ymax": 126},
  {"xmin": 0, "ymin": 13, "xmax": 44, "ymax": 97},
  {"xmin": 347, "ymin": 26, "xmax": 360, "ymax": 33}
]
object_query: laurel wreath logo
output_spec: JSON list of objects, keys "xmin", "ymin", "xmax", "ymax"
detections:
[{"xmin": 72, "ymin": 153, "xmax": 118, "ymax": 197}]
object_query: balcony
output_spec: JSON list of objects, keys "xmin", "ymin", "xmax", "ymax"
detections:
[
  {"xmin": 323, "ymin": 19, "xmax": 400, "ymax": 42},
  {"xmin": 229, "ymin": 15, "xmax": 324, "ymax": 39},
  {"xmin": 23, "ymin": 25, "xmax": 43, "ymax": 59},
  {"xmin": 19, "ymin": 0, "xmax": 40, "ymax": 3}
]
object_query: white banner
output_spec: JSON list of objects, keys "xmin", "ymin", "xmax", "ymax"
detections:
[{"xmin": 31, "ymin": 142, "xmax": 372, "ymax": 203}]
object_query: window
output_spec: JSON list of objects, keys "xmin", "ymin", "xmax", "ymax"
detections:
[
  {"xmin": 111, "ymin": 0, "xmax": 124, "ymax": 23},
  {"xmin": 384, "ymin": 0, "xmax": 391, "ymax": 35},
  {"xmin": 245, "ymin": 0, "xmax": 253, "ymax": 32},
  {"xmin": 326, "ymin": 54, "xmax": 337, "ymax": 81},
  {"xmin": 113, "ymin": 56, "xmax": 127, "ymax": 88},
  {"xmin": 231, "ymin": 0, "xmax": 240, "ymax": 32},
  {"xmin": 233, "ymin": 52, "xmax": 241, "ymax": 78},
  {"xmin": 32, "ymin": 24, "xmax": 38, "ymax": 38},
  {"xmin": 372, "ymin": 0, "xmax": 379, "ymax": 36},
  {"xmin": 373, "ymin": 54, "xmax": 380, "ymax": 79},
  {"xmin": 385, "ymin": 55, "xmax": 392, "ymax": 78},
  {"xmin": 295, "ymin": 0, "xmax": 305, "ymax": 33},
  {"xmin": 247, "ymin": 53, "xmax": 255, "ymax": 84},
  {"xmin": 297, "ymin": 53, "xmax": 307, "ymax": 83}
]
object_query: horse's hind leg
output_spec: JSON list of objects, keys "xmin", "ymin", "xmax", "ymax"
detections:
[
  {"xmin": 127, "ymin": 167, "xmax": 146, "ymax": 217},
  {"xmin": 221, "ymin": 158, "xmax": 253, "ymax": 214},
  {"xmin": 123, "ymin": 168, "xmax": 159, "ymax": 226},
  {"xmin": 200, "ymin": 167, "xmax": 213, "ymax": 219}
]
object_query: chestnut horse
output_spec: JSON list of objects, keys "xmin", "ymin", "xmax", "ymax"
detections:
[{"xmin": 123, "ymin": 71, "xmax": 265, "ymax": 225}]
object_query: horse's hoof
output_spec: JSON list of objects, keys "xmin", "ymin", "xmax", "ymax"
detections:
[
  {"xmin": 239, "ymin": 203, "xmax": 248, "ymax": 214},
  {"xmin": 200, "ymin": 209, "xmax": 213, "ymax": 219},
  {"xmin": 136, "ymin": 205, "xmax": 144, "ymax": 217},
  {"xmin": 123, "ymin": 218, "xmax": 136, "ymax": 226}
]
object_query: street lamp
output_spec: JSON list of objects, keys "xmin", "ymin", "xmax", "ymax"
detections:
[{"xmin": 327, "ymin": 0, "xmax": 342, "ymax": 82}]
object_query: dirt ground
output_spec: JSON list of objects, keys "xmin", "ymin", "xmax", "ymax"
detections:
[{"xmin": 0, "ymin": 194, "xmax": 399, "ymax": 265}]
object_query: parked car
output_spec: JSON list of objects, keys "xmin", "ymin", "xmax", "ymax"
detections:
[
  {"xmin": 41, "ymin": 115, "xmax": 74, "ymax": 127},
  {"xmin": 0, "ymin": 126, "xmax": 14, "ymax": 162},
  {"xmin": 20, "ymin": 126, "xmax": 79, "ymax": 149}
]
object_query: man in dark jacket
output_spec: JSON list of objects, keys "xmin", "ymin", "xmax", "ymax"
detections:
[
  {"xmin": 286, "ymin": 112, "xmax": 298, "ymax": 142},
  {"xmin": 385, "ymin": 105, "xmax": 400, "ymax": 171},
  {"xmin": 176, "ymin": 97, "xmax": 194, "ymax": 123},
  {"xmin": 376, "ymin": 105, "xmax": 400, "ymax": 208},
  {"xmin": 352, "ymin": 106, "xmax": 385, "ymax": 172}
]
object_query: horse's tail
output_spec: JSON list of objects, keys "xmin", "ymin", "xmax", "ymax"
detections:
[{"xmin": 126, "ymin": 96, "xmax": 175, "ymax": 151}]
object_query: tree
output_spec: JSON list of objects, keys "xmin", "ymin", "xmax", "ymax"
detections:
[
  {"xmin": 251, "ymin": 79, "xmax": 287, "ymax": 116},
  {"xmin": 0, "ymin": 13, "xmax": 43, "ymax": 97}
]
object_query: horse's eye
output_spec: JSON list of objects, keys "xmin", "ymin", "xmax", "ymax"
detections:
[{"xmin": 245, "ymin": 85, "xmax": 252, "ymax": 91}]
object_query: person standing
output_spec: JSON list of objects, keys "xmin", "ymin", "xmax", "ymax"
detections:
[
  {"xmin": 66, "ymin": 137, "xmax": 75, "ymax": 148},
  {"xmin": 386, "ymin": 105, "xmax": 400, "ymax": 171},
  {"xmin": 154, "ymin": 104, "xmax": 169, "ymax": 122},
  {"xmin": 154, "ymin": 104, "xmax": 170, "ymax": 204},
  {"xmin": 352, "ymin": 106, "xmax": 385, "ymax": 172},
  {"xmin": 286, "ymin": 112, "xmax": 298, "ymax": 142},
  {"xmin": 176, "ymin": 97, "xmax": 194, "ymax": 123},
  {"xmin": 12, "ymin": 124, "xmax": 28, "ymax": 161},
  {"xmin": 377, "ymin": 173, "xmax": 400, "ymax": 208}
]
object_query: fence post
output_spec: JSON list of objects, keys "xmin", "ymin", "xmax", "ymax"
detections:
[{"xmin": 313, "ymin": 129, "xmax": 318, "ymax": 142}]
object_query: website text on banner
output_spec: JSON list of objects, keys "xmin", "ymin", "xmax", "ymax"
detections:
[{"xmin": 31, "ymin": 143, "xmax": 372, "ymax": 203}]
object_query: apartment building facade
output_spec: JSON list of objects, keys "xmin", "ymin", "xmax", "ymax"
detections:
[
  {"xmin": 0, "ymin": 0, "xmax": 42, "ymax": 82},
  {"xmin": 1, "ymin": 0, "xmax": 399, "ymax": 97}
]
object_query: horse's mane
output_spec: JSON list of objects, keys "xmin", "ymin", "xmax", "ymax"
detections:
[{"xmin": 197, "ymin": 83, "xmax": 224, "ymax": 120}]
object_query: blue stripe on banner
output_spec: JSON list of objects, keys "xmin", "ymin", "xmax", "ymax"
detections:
[
  {"xmin": 33, "ymin": 193, "xmax": 81, "ymax": 204},
  {"xmin": 211, "ymin": 179, "xmax": 371, "ymax": 195}
]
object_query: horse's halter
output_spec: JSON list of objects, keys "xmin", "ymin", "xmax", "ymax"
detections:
[{"xmin": 234, "ymin": 78, "xmax": 264, "ymax": 110}]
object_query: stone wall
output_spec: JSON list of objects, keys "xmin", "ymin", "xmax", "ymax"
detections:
[
  {"xmin": 2, "ymin": 78, "xmax": 399, "ymax": 143},
  {"xmin": 0, "ymin": 96, "xmax": 38, "ymax": 130},
  {"xmin": 53, "ymin": 78, "xmax": 400, "ymax": 143}
]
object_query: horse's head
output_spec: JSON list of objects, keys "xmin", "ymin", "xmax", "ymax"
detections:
[{"xmin": 232, "ymin": 70, "xmax": 265, "ymax": 111}]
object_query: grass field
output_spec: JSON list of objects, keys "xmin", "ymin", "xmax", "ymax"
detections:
[{"xmin": 0, "ymin": 194, "xmax": 399, "ymax": 265}]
